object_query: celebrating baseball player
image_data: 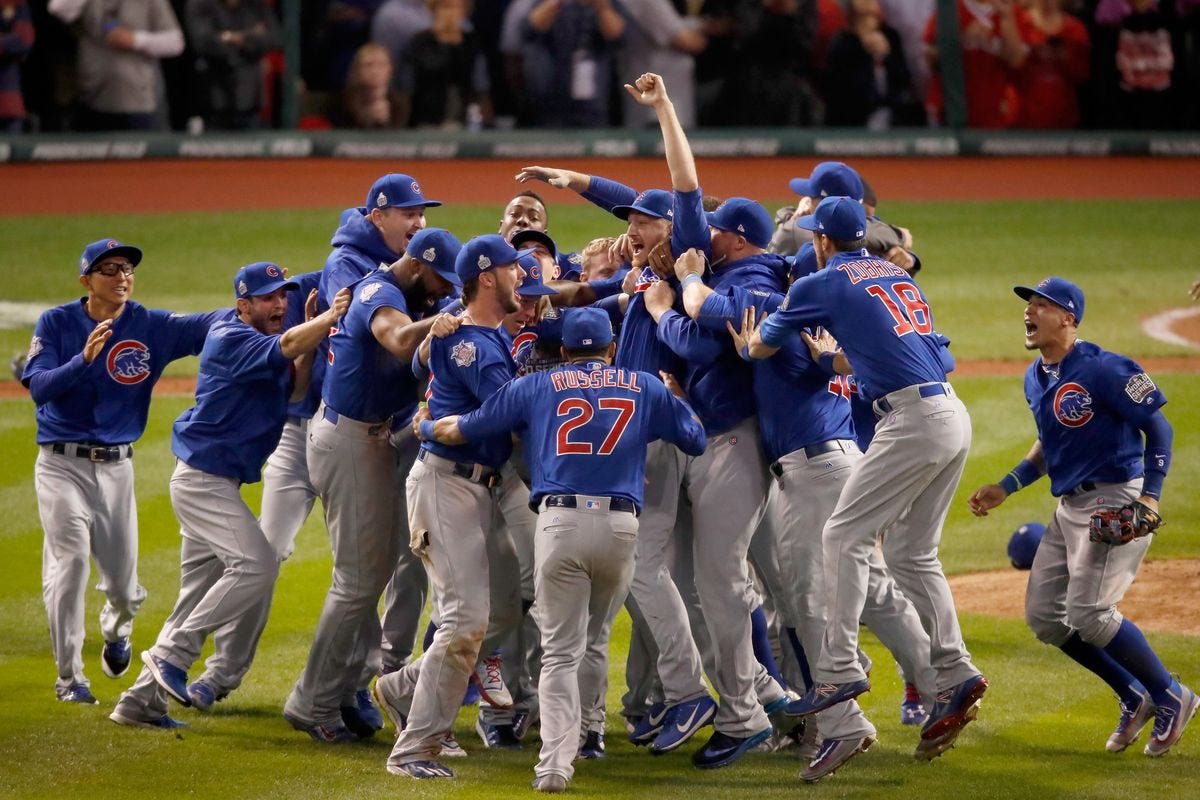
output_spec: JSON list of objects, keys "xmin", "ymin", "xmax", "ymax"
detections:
[
  {"xmin": 22, "ymin": 238, "xmax": 225, "ymax": 705},
  {"xmin": 111, "ymin": 262, "xmax": 350, "ymax": 729},
  {"xmin": 418, "ymin": 306, "xmax": 707, "ymax": 792},
  {"xmin": 967, "ymin": 277, "xmax": 1195, "ymax": 757},
  {"xmin": 372, "ymin": 234, "xmax": 531, "ymax": 779},
  {"xmin": 733, "ymin": 195, "xmax": 987, "ymax": 760}
]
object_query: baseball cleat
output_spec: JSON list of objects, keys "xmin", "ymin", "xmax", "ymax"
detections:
[
  {"xmin": 473, "ymin": 653, "xmax": 513, "ymax": 709},
  {"xmin": 921, "ymin": 674, "xmax": 987, "ymax": 742},
  {"xmin": 109, "ymin": 706, "xmax": 189, "ymax": 730},
  {"xmin": 691, "ymin": 727, "xmax": 773, "ymax": 769},
  {"xmin": 1107, "ymin": 690, "xmax": 1154, "ymax": 753},
  {"xmin": 59, "ymin": 683, "xmax": 99, "ymax": 705},
  {"xmin": 913, "ymin": 702, "xmax": 981, "ymax": 761},
  {"xmin": 141, "ymin": 651, "xmax": 191, "ymax": 707},
  {"xmin": 578, "ymin": 730, "xmax": 606, "ymax": 759},
  {"xmin": 439, "ymin": 731, "xmax": 468, "ymax": 758},
  {"xmin": 512, "ymin": 707, "xmax": 536, "ymax": 739},
  {"xmin": 341, "ymin": 689, "xmax": 383, "ymax": 738},
  {"xmin": 476, "ymin": 716, "xmax": 522, "ymax": 749},
  {"xmin": 387, "ymin": 759, "xmax": 454, "ymax": 779},
  {"xmin": 187, "ymin": 680, "xmax": 217, "ymax": 711},
  {"xmin": 101, "ymin": 638, "xmax": 132, "ymax": 678},
  {"xmin": 1144, "ymin": 682, "xmax": 1199, "ymax": 757},
  {"xmin": 649, "ymin": 694, "xmax": 716, "ymax": 754},
  {"xmin": 629, "ymin": 701, "xmax": 668, "ymax": 745},
  {"xmin": 372, "ymin": 672, "xmax": 414, "ymax": 736},
  {"xmin": 762, "ymin": 691, "xmax": 795, "ymax": 718},
  {"xmin": 786, "ymin": 678, "xmax": 871, "ymax": 717},
  {"xmin": 801, "ymin": 734, "xmax": 877, "ymax": 782},
  {"xmin": 283, "ymin": 710, "xmax": 359, "ymax": 743},
  {"xmin": 901, "ymin": 683, "xmax": 927, "ymax": 726},
  {"xmin": 531, "ymin": 773, "xmax": 569, "ymax": 793}
]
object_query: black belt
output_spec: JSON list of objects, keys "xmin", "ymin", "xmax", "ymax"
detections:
[
  {"xmin": 1069, "ymin": 481, "xmax": 1099, "ymax": 496},
  {"xmin": 417, "ymin": 448, "xmax": 502, "ymax": 488},
  {"xmin": 769, "ymin": 440, "xmax": 852, "ymax": 476},
  {"xmin": 874, "ymin": 383, "xmax": 948, "ymax": 414},
  {"xmin": 322, "ymin": 406, "xmax": 390, "ymax": 435},
  {"xmin": 51, "ymin": 443, "xmax": 133, "ymax": 462},
  {"xmin": 542, "ymin": 494, "xmax": 637, "ymax": 515}
]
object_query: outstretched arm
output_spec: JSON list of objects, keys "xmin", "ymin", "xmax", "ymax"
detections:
[{"xmin": 625, "ymin": 72, "xmax": 697, "ymax": 193}]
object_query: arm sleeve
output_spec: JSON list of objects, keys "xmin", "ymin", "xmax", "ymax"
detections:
[
  {"xmin": 760, "ymin": 272, "xmax": 827, "ymax": 348},
  {"xmin": 696, "ymin": 287, "xmax": 782, "ymax": 333},
  {"xmin": 585, "ymin": 271, "xmax": 626, "ymax": 300},
  {"xmin": 215, "ymin": 327, "xmax": 287, "ymax": 380},
  {"xmin": 411, "ymin": 345, "xmax": 430, "ymax": 381},
  {"xmin": 580, "ymin": 175, "xmax": 638, "ymax": 215},
  {"xmin": 593, "ymin": 292, "xmax": 626, "ymax": 323},
  {"xmin": 935, "ymin": 331, "xmax": 956, "ymax": 373},
  {"xmin": 655, "ymin": 308, "xmax": 725, "ymax": 364},
  {"xmin": 163, "ymin": 308, "xmax": 229, "ymax": 360},
  {"xmin": 648, "ymin": 377, "xmax": 707, "ymax": 456},
  {"xmin": 670, "ymin": 188, "xmax": 709, "ymax": 255},
  {"xmin": 22, "ymin": 316, "xmax": 98, "ymax": 402},
  {"xmin": 458, "ymin": 379, "xmax": 527, "ymax": 441},
  {"xmin": 1138, "ymin": 410, "xmax": 1172, "ymax": 500}
]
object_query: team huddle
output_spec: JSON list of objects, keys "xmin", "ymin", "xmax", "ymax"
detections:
[{"xmin": 23, "ymin": 73, "xmax": 1194, "ymax": 791}]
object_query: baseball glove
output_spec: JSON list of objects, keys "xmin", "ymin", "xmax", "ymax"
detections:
[{"xmin": 1088, "ymin": 502, "xmax": 1164, "ymax": 546}]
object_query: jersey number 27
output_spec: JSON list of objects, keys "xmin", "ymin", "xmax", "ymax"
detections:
[
  {"xmin": 556, "ymin": 398, "xmax": 635, "ymax": 456},
  {"xmin": 866, "ymin": 282, "xmax": 932, "ymax": 336}
]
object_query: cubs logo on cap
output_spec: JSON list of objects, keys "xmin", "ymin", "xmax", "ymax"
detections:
[
  {"xmin": 234, "ymin": 261, "xmax": 300, "ymax": 299},
  {"xmin": 1014, "ymin": 277, "xmax": 1086, "ymax": 324},
  {"xmin": 78, "ymin": 238, "xmax": 143, "ymax": 276},
  {"xmin": 517, "ymin": 253, "xmax": 558, "ymax": 297}
]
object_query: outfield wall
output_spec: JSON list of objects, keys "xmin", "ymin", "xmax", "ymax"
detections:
[{"xmin": 3, "ymin": 129, "xmax": 1200, "ymax": 164}]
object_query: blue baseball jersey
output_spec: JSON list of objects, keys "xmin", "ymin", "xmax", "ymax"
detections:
[
  {"xmin": 317, "ymin": 211, "xmax": 400, "ymax": 309},
  {"xmin": 171, "ymin": 317, "xmax": 295, "ymax": 484},
  {"xmin": 457, "ymin": 361, "xmax": 707, "ymax": 511},
  {"xmin": 1024, "ymin": 341, "xmax": 1167, "ymax": 496},
  {"xmin": 23, "ymin": 299, "xmax": 226, "ymax": 445},
  {"xmin": 848, "ymin": 332, "xmax": 955, "ymax": 450},
  {"xmin": 422, "ymin": 323, "xmax": 517, "ymax": 468},
  {"xmin": 760, "ymin": 249, "xmax": 948, "ymax": 401},
  {"xmin": 323, "ymin": 268, "xmax": 422, "ymax": 424},
  {"xmin": 284, "ymin": 271, "xmax": 325, "ymax": 419}
]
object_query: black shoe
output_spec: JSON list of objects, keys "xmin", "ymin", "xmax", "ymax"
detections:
[{"xmin": 691, "ymin": 727, "xmax": 772, "ymax": 769}]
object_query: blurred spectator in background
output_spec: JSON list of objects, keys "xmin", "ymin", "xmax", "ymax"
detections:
[
  {"xmin": 333, "ymin": 41, "xmax": 402, "ymax": 126},
  {"xmin": 617, "ymin": 0, "xmax": 706, "ymax": 129},
  {"xmin": 370, "ymin": 0, "xmax": 429, "ymax": 86},
  {"xmin": 924, "ymin": 0, "xmax": 1033, "ymax": 128},
  {"xmin": 185, "ymin": 0, "xmax": 281, "ymax": 130},
  {"xmin": 1086, "ymin": 0, "xmax": 1185, "ymax": 129},
  {"xmin": 1, "ymin": 0, "xmax": 34, "ymax": 133},
  {"xmin": 396, "ymin": 0, "xmax": 490, "ymax": 128},
  {"xmin": 472, "ymin": 0, "xmax": 518, "ymax": 127},
  {"xmin": 517, "ymin": 0, "xmax": 626, "ymax": 127},
  {"xmin": 49, "ymin": 0, "xmax": 184, "ymax": 130},
  {"xmin": 1014, "ymin": 0, "xmax": 1089, "ymax": 128},
  {"xmin": 310, "ymin": 0, "xmax": 383, "ymax": 93},
  {"xmin": 823, "ymin": 0, "xmax": 922, "ymax": 127},
  {"xmin": 697, "ymin": 0, "xmax": 818, "ymax": 127},
  {"xmin": 879, "ymin": 0, "xmax": 934, "ymax": 100}
]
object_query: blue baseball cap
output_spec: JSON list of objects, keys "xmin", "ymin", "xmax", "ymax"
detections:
[
  {"xmin": 234, "ymin": 262, "xmax": 299, "ymax": 299},
  {"xmin": 788, "ymin": 162, "xmax": 865, "ymax": 201},
  {"xmin": 510, "ymin": 228, "xmax": 558, "ymax": 259},
  {"xmin": 612, "ymin": 189, "xmax": 674, "ymax": 222},
  {"xmin": 366, "ymin": 173, "xmax": 443, "ymax": 212},
  {"xmin": 557, "ymin": 250, "xmax": 583, "ymax": 281},
  {"xmin": 455, "ymin": 234, "xmax": 533, "ymax": 284},
  {"xmin": 407, "ymin": 227, "xmax": 463, "ymax": 289},
  {"xmin": 796, "ymin": 196, "xmax": 868, "ymax": 241},
  {"xmin": 562, "ymin": 306, "xmax": 614, "ymax": 349},
  {"xmin": 1007, "ymin": 522, "xmax": 1045, "ymax": 570},
  {"xmin": 1014, "ymin": 277, "xmax": 1085, "ymax": 324},
  {"xmin": 516, "ymin": 254, "xmax": 558, "ymax": 297},
  {"xmin": 706, "ymin": 197, "xmax": 774, "ymax": 249},
  {"xmin": 79, "ymin": 238, "xmax": 142, "ymax": 275},
  {"xmin": 789, "ymin": 244, "xmax": 819, "ymax": 281}
]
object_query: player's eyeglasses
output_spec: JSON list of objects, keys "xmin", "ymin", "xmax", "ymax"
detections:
[{"xmin": 89, "ymin": 262, "xmax": 136, "ymax": 277}]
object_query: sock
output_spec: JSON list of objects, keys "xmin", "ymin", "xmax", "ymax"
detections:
[
  {"xmin": 904, "ymin": 683, "xmax": 923, "ymax": 704},
  {"xmin": 750, "ymin": 605, "xmax": 784, "ymax": 684},
  {"xmin": 785, "ymin": 626, "xmax": 813, "ymax": 691},
  {"xmin": 1060, "ymin": 632, "xmax": 1145, "ymax": 704},
  {"xmin": 1101, "ymin": 619, "xmax": 1173, "ymax": 703}
]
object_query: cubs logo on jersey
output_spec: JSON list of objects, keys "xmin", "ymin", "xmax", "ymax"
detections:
[
  {"xmin": 451, "ymin": 340, "xmax": 477, "ymax": 367},
  {"xmin": 1053, "ymin": 382, "xmax": 1094, "ymax": 428},
  {"xmin": 106, "ymin": 340, "xmax": 151, "ymax": 385}
]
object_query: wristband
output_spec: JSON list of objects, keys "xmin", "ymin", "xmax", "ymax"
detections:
[
  {"xmin": 999, "ymin": 458, "xmax": 1041, "ymax": 495},
  {"xmin": 681, "ymin": 273, "xmax": 703, "ymax": 291},
  {"xmin": 418, "ymin": 419, "xmax": 436, "ymax": 441}
]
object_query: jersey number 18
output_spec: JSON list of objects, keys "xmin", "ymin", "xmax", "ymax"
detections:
[{"xmin": 865, "ymin": 282, "xmax": 932, "ymax": 337}]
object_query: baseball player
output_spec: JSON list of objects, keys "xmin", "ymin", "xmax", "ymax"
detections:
[
  {"xmin": 499, "ymin": 190, "xmax": 550, "ymax": 240},
  {"xmin": 23, "ymin": 238, "xmax": 225, "ymax": 705},
  {"xmin": 417, "ymin": 306, "xmax": 708, "ymax": 793},
  {"xmin": 283, "ymin": 228, "xmax": 463, "ymax": 742},
  {"xmin": 110, "ymin": 262, "xmax": 349, "ymax": 729},
  {"xmin": 372, "ymin": 234, "xmax": 530, "ymax": 779},
  {"xmin": 734, "ymin": 196, "xmax": 987, "ymax": 761},
  {"xmin": 967, "ymin": 277, "xmax": 1195, "ymax": 757}
]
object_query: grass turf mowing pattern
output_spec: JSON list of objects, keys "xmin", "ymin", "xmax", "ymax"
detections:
[{"xmin": 2, "ymin": 372, "xmax": 1199, "ymax": 797}]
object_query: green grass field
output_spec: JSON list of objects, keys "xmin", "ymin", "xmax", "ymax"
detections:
[{"xmin": 1, "ymin": 199, "xmax": 1198, "ymax": 798}]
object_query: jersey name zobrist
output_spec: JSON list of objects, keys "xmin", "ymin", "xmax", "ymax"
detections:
[
  {"xmin": 836, "ymin": 259, "xmax": 908, "ymax": 284},
  {"xmin": 550, "ymin": 368, "xmax": 642, "ymax": 393}
]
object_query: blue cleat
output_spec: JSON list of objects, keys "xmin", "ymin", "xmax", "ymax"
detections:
[
  {"xmin": 901, "ymin": 683, "xmax": 928, "ymax": 726},
  {"xmin": 101, "ymin": 638, "xmax": 132, "ymax": 678},
  {"xmin": 786, "ymin": 678, "xmax": 871, "ymax": 717},
  {"xmin": 341, "ymin": 689, "xmax": 383, "ymax": 738},
  {"xmin": 578, "ymin": 730, "xmax": 606, "ymax": 759},
  {"xmin": 187, "ymin": 680, "xmax": 217, "ymax": 712},
  {"xmin": 921, "ymin": 674, "xmax": 988, "ymax": 743},
  {"xmin": 650, "ymin": 695, "xmax": 716, "ymax": 754},
  {"xmin": 141, "ymin": 651, "xmax": 191, "ymax": 707},
  {"xmin": 1107, "ymin": 690, "xmax": 1154, "ymax": 753},
  {"xmin": 801, "ymin": 734, "xmax": 876, "ymax": 782},
  {"xmin": 691, "ymin": 727, "xmax": 773, "ymax": 769},
  {"xmin": 110, "ymin": 706, "xmax": 190, "ymax": 730},
  {"xmin": 1144, "ymin": 682, "xmax": 1199, "ymax": 757},
  {"xmin": 629, "ymin": 701, "xmax": 668, "ymax": 745},
  {"xmin": 59, "ymin": 683, "xmax": 99, "ymax": 705},
  {"xmin": 476, "ymin": 716, "xmax": 522, "ymax": 749},
  {"xmin": 387, "ymin": 759, "xmax": 454, "ymax": 779}
]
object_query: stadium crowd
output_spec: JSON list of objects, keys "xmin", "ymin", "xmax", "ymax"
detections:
[{"xmin": 3, "ymin": 0, "xmax": 1199, "ymax": 134}]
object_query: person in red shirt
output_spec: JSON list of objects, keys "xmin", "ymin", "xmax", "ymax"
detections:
[{"xmin": 1015, "ymin": 0, "xmax": 1090, "ymax": 128}]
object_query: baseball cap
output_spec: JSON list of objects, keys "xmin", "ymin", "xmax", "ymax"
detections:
[
  {"xmin": 788, "ymin": 162, "xmax": 865, "ymax": 202},
  {"xmin": 1013, "ymin": 276, "xmax": 1085, "ymax": 324},
  {"xmin": 557, "ymin": 250, "xmax": 583, "ymax": 281},
  {"xmin": 510, "ymin": 228, "xmax": 558, "ymax": 259},
  {"xmin": 516, "ymin": 254, "xmax": 558, "ymax": 297},
  {"xmin": 234, "ymin": 262, "xmax": 299, "ymax": 299},
  {"xmin": 705, "ymin": 197, "xmax": 773, "ymax": 249},
  {"xmin": 365, "ymin": 173, "xmax": 443, "ymax": 212},
  {"xmin": 455, "ymin": 234, "xmax": 533, "ymax": 284},
  {"xmin": 789, "ymin": 244, "xmax": 819, "ymax": 281},
  {"xmin": 79, "ymin": 238, "xmax": 143, "ymax": 276},
  {"xmin": 407, "ymin": 227, "xmax": 463, "ymax": 289},
  {"xmin": 796, "ymin": 196, "xmax": 868, "ymax": 241},
  {"xmin": 612, "ymin": 189, "xmax": 674, "ymax": 221},
  {"xmin": 562, "ymin": 306, "xmax": 614, "ymax": 349}
]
